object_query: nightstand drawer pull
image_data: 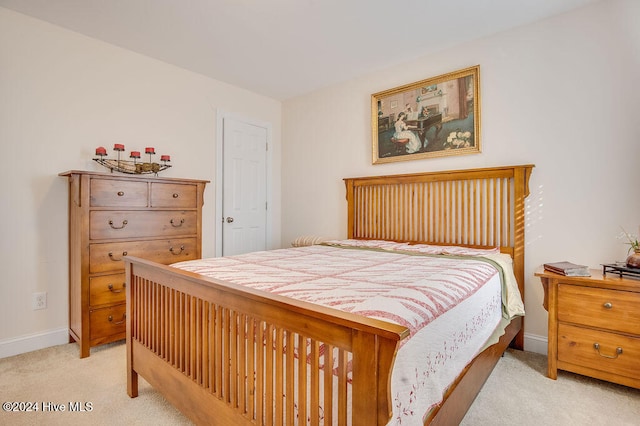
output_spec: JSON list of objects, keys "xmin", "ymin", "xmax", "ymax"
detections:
[
  {"xmin": 117, "ymin": 191, "xmax": 124, "ymax": 196},
  {"xmin": 603, "ymin": 302, "xmax": 613, "ymax": 309},
  {"xmin": 108, "ymin": 219, "xmax": 128, "ymax": 229},
  {"xmin": 593, "ymin": 343, "xmax": 623, "ymax": 359},
  {"xmin": 108, "ymin": 313, "xmax": 126, "ymax": 325},
  {"xmin": 107, "ymin": 283, "xmax": 126, "ymax": 293}
]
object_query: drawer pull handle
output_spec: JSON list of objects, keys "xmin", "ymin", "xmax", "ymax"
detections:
[
  {"xmin": 107, "ymin": 283, "xmax": 126, "ymax": 293},
  {"xmin": 170, "ymin": 245, "xmax": 185, "ymax": 255},
  {"xmin": 603, "ymin": 302, "xmax": 613, "ymax": 309},
  {"xmin": 108, "ymin": 314, "xmax": 126, "ymax": 325},
  {"xmin": 593, "ymin": 343, "xmax": 623, "ymax": 359},
  {"xmin": 109, "ymin": 219, "xmax": 128, "ymax": 229},
  {"xmin": 117, "ymin": 191, "xmax": 124, "ymax": 197},
  {"xmin": 173, "ymin": 193, "xmax": 179, "ymax": 198},
  {"xmin": 108, "ymin": 251, "xmax": 128, "ymax": 261},
  {"xmin": 170, "ymin": 218, "xmax": 185, "ymax": 227}
]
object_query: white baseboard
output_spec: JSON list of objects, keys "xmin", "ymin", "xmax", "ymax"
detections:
[
  {"xmin": 0, "ymin": 327, "xmax": 69, "ymax": 359},
  {"xmin": 523, "ymin": 332, "xmax": 548, "ymax": 355}
]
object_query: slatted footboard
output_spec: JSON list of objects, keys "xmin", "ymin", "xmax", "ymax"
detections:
[{"xmin": 126, "ymin": 257, "xmax": 409, "ymax": 426}]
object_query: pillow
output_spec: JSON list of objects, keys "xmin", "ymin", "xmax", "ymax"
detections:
[
  {"xmin": 324, "ymin": 240, "xmax": 500, "ymax": 256},
  {"xmin": 291, "ymin": 235, "xmax": 329, "ymax": 247},
  {"xmin": 394, "ymin": 243, "xmax": 444, "ymax": 255},
  {"xmin": 441, "ymin": 246, "xmax": 500, "ymax": 256},
  {"xmin": 395, "ymin": 243, "xmax": 500, "ymax": 256},
  {"xmin": 322, "ymin": 239, "xmax": 405, "ymax": 251}
]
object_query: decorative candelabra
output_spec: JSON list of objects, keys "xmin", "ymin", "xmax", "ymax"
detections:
[{"xmin": 94, "ymin": 144, "xmax": 171, "ymax": 175}]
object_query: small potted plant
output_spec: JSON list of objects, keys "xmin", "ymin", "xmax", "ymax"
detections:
[{"xmin": 619, "ymin": 227, "xmax": 640, "ymax": 268}]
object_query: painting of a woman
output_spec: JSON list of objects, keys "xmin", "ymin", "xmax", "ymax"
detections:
[
  {"xmin": 394, "ymin": 112, "xmax": 422, "ymax": 154},
  {"xmin": 372, "ymin": 65, "xmax": 480, "ymax": 164}
]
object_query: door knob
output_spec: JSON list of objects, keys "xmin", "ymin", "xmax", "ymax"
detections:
[{"xmin": 226, "ymin": 217, "xmax": 234, "ymax": 223}]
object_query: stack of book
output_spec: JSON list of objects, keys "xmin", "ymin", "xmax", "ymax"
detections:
[{"xmin": 543, "ymin": 261, "xmax": 591, "ymax": 277}]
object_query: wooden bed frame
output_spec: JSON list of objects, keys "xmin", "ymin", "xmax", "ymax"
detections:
[{"xmin": 126, "ymin": 164, "xmax": 534, "ymax": 425}]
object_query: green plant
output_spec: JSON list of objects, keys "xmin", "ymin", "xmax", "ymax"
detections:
[{"xmin": 618, "ymin": 226, "xmax": 640, "ymax": 254}]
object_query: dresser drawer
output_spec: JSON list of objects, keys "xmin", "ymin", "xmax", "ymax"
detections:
[
  {"xmin": 557, "ymin": 284, "xmax": 640, "ymax": 335},
  {"xmin": 90, "ymin": 210, "xmax": 197, "ymax": 240},
  {"xmin": 89, "ymin": 238, "xmax": 198, "ymax": 273},
  {"xmin": 90, "ymin": 304, "xmax": 126, "ymax": 341},
  {"xmin": 558, "ymin": 323, "xmax": 640, "ymax": 380},
  {"xmin": 151, "ymin": 182, "xmax": 197, "ymax": 208},
  {"xmin": 90, "ymin": 179, "xmax": 148, "ymax": 207},
  {"xmin": 89, "ymin": 273, "xmax": 126, "ymax": 307}
]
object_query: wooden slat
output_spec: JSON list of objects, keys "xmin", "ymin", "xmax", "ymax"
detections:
[
  {"xmin": 297, "ymin": 334, "xmax": 307, "ymax": 426},
  {"xmin": 256, "ymin": 321, "xmax": 265, "ymax": 424},
  {"xmin": 247, "ymin": 318, "xmax": 256, "ymax": 419},
  {"xmin": 265, "ymin": 323, "xmax": 274, "ymax": 425},
  {"xmin": 285, "ymin": 331, "xmax": 295, "ymax": 425},
  {"xmin": 337, "ymin": 350, "xmax": 347, "ymax": 425},
  {"xmin": 275, "ymin": 327, "xmax": 284, "ymax": 425},
  {"xmin": 324, "ymin": 344, "xmax": 334, "ymax": 424},
  {"xmin": 238, "ymin": 313, "xmax": 247, "ymax": 414},
  {"xmin": 230, "ymin": 311, "xmax": 238, "ymax": 409},
  {"xmin": 310, "ymin": 340, "xmax": 319, "ymax": 426},
  {"xmin": 214, "ymin": 305, "xmax": 222, "ymax": 396}
]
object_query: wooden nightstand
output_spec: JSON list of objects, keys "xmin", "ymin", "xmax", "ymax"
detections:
[{"xmin": 536, "ymin": 268, "xmax": 640, "ymax": 388}]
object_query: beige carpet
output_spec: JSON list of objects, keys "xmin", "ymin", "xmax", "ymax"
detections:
[
  {"xmin": 1, "ymin": 342, "xmax": 638, "ymax": 425},
  {"xmin": 461, "ymin": 349, "xmax": 640, "ymax": 425}
]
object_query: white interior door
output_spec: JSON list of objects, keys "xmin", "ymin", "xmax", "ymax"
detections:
[{"xmin": 221, "ymin": 117, "xmax": 268, "ymax": 256}]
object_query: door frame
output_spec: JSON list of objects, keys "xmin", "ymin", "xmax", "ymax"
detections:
[{"xmin": 215, "ymin": 110, "xmax": 273, "ymax": 256}]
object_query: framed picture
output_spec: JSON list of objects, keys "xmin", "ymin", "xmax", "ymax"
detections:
[{"xmin": 372, "ymin": 65, "xmax": 481, "ymax": 164}]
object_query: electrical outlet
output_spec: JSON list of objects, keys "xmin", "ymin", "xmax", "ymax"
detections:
[{"xmin": 33, "ymin": 292, "xmax": 47, "ymax": 310}]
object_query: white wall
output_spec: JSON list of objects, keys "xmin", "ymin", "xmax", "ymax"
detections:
[
  {"xmin": 0, "ymin": 8, "xmax": 282, "ymax": 357},
  {"xmin": 282, "ymin": 0, "xmax": 640, "ymax": 353}
]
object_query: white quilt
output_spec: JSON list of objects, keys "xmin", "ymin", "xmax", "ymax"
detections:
[{"xmin": 172, "ymin": 241, "xmax": 523, "ymax": 425}]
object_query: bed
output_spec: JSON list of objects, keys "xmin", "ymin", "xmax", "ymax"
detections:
[{"xmin": 125, "ymin": 164, "xmax": 534, "ymax": 425}]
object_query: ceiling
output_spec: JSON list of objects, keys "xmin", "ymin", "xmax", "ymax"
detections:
[{"xmin": 1, "ymin": 0, "xmax": 599, "ymax": 100}]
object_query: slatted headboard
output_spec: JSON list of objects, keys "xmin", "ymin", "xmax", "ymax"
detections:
[{"xmin": 344, "ymin": 164, "xmax": 534, "ymax": 340}]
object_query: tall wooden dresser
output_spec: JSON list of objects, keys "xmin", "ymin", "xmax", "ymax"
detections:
[{"xmin": 60, "ymin": 171, "xmax": 208, "ymax": 358}]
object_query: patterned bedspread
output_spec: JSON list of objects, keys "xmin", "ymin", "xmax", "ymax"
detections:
[{"xmin": 172, "ymin": 241, "xmax": 519, "ymax": 425}]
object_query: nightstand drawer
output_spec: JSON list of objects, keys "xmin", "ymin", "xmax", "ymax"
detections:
[
  {"xmin": 557, "ymin": 284, "xmax": 640, "ymax": 335},
  {"xmin": 558, "ymin": 323, "xmax": 640, "ymax": 379}
]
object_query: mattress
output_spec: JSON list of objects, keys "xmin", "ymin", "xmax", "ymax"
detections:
[{"xmin": 172, "ymin": 241, "xmax": 523, "ymax": 425}]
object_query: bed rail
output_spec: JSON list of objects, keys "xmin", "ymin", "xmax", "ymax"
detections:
[{"xmin": 126, "ymin": 257, "xmax": 409, "ymax": 425}]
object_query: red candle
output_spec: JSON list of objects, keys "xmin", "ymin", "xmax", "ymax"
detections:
[
  {"xmin": 145, "ymin": 147, "xmax": 155, "ymax": 154},
  {"xmin": 160, "ymin": 155, "xmax": 170, "ymax": 162},
  {"xmin": 95, "ymin": 146, "xmax": 107, "ymax": 156},
  {"xmin": 114, "ymin": 143, "xmax": 125, "ymax": 151},
  {"xmin": 130, "ymin": 151, "xmax": 140, "ymax": 159}
]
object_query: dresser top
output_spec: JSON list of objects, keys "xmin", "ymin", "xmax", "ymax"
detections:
[{"xmin": 59, "ymin": 170, "xmax": 209, "ymax": 184}]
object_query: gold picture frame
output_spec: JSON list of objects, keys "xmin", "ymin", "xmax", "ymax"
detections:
[{"xmin": 372, "ymin": 65, "xmax": 481, "ymax": 164}]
